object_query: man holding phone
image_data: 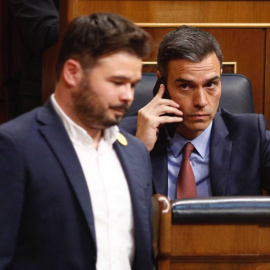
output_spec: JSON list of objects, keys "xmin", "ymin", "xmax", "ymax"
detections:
[{"xmin": 120, "ymin": 25, "xmax": 270, "ymax": 199}]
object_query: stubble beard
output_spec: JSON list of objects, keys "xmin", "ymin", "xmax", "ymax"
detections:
[{"xmin": 73, "ymin": 76, "xmax": 126, "ymax": 130}]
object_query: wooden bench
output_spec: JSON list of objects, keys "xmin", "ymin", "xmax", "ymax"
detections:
[{"xmin": 153, "ymin": 194, "xmax": 270, "ymax": 270}]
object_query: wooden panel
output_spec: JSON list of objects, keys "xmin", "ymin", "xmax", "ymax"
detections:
[
  {"xmin": 75, "ymin": 1, "xmax": 270, "ymax": 24},
  {"xmin": 43, "ymin": 0, "xmax": 78, "ymax": 103},
  {"xmin": 205, "ymin": 28, "xmax": 265, "ymax": 115},
  {"xmin": 155, "ymin": 195, "xmax": 270, "ymax": 270},
  {"xmin": 171, "ymin": 224, "xmax": 270, "ymax": 255},
  {"xmin": 259, "ymin": 225, "xmax": 270, "ymax": 253},
  {"xmin": 170, "ymin": 262, "xmax": 270, "ymax": 270},
  {"xmin": 42, "ymin": 44, "xmax": 59, "ymax": 103},
  {"xmin": 171, "ymin": 224, "xmax": 259, "ymax": 255},
  {"xmin": 196, "ymin": 28, "xmax": 264, "ymax": 115}
]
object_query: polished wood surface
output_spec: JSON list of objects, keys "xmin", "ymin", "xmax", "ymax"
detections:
[
  {"xmin": 74, "ymin": 1, "xmax": 270, "ymax": 23},
  {"xmin": 153, "ymin": 194, "xmax": 172, "ymax": 270},
  {"xmin": 154, "ymin": 194, "xmax": 270, "ymax": 270}
]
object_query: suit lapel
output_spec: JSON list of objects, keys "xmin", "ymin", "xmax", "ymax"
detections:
[
  {"xmin": 113, "ymin": 135, "xmax": 150, "ymax": 222},
  {"xmin": 113, "ymin": 138, "xmax": 146, "ymax": 204},
  {"xmin": 37, "ymin": 101, "xmax": 96, "ymax": 244},
  {"xmin": 113, "ymin": 136, "xmax": 152, "ymax": 251},
  {"xmin": 114, "ymin": 132, "xmax": 154, "ymax": 267},
  {"xmin": 210, "ymin": 113, "xmax": 232, "ymax": 195}
]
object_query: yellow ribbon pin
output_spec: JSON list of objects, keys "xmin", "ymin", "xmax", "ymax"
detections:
[{"xmin": 117, "ymin": 132, "xmax": 128, "ymax": 146}]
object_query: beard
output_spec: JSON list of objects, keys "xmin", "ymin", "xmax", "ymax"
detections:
[{"xmin": 73, "ymin": 75, "xmax": 129, "ymax": 130}]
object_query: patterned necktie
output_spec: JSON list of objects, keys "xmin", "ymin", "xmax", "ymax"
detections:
[{"xmin": 177, "ymin": 142, "xmax": 197, "ymax": 199}]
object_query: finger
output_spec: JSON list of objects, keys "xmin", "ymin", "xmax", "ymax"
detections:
[
  {"xmin": 161, "ymin": 106, "xmax": 183, "ymax": 116},
  {"xmin": 155, "ymin": 83, "xmax": 165, "ymax": 98},
  {"xmin": 159, "ymin": 115, "xmax": 183, "ymax": 124},
  {"xmin": 155, "ymin": 86, "xmax": 180, "ymax": 108},
  {"xmin": 159, "ymin": 98, "xmax": 180, "ymax": 109}
]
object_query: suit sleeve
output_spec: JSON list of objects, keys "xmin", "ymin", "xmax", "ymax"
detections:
[
  {"xmin": 8, "ymin": 0, "xmax": 59, "ymax": 54},
  {"xmin": 119, "ymin": 116, "xmax": 138, "ymax": 136},
  {"xmin": 0, "ymin": 131, "xmax": 25, "ymax": 269}
]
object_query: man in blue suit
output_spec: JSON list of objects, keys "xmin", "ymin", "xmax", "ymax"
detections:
[
  {"xmin": 120, "ymin": 25, "xmax": 270, "ymax": 199},
  {"xmin": 0, "ymin": 13, "xmax": 153, "ymax": 269}
]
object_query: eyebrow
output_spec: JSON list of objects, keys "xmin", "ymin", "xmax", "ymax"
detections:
[
  {"xmin": 111, "ymin": 75, "xmax": 141, "ymax": 84},
  {"xmin": 175, "ymin": 75, "xmax": 221, "ymax": 84},
  {"xmin": 111, "ymin": 75, "xmax": 130, "ymax": 80},
  {"xmin": 111, "ymin": 75, "xmax": 139, "ymax": 80}
]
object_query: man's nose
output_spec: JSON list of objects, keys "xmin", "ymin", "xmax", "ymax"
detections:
[
  {"xmin": 193, "ymin": 88, "xmax": 208, "ymax": 107},
  {"xmin": 120, "ymin": 84, "xmax": 134, "ymax": 103}
]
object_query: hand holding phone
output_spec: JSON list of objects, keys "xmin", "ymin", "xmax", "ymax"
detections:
[
  {"xmin": 153, "ymin": 77, "xmax": 181, "ymax": 138},
  {"xmin": 135, "ymin": 77, "xmax": 183, "ymax": 151}
]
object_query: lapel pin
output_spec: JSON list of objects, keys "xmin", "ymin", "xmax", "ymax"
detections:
[{"xmin": 117, "ymin": 132, "xmax": 128, "ymax": 146}]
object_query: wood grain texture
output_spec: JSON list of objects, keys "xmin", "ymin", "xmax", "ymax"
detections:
[
  {"xmin": 75, "ymin": 1, "xmax": 270, "ymax": 24},
  {"xmin": 155, "ymin": 194, "xmax": 270, "ymax": 270}
]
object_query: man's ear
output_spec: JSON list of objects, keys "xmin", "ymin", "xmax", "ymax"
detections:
[
  {"xmin": 62, "ymin": 59, "xmax": 83, "ymax": 87},
  {"xmin": 156, "ymin": 71, "xmax": 161, "ymax": 79}
]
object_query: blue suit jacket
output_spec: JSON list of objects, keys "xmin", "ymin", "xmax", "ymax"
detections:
[
  {"xmin": 0, "ymin": 100, "xmax": 153, "ymax": 270},
  {"xmin": 120, "ymin": 108, "xmax": 270, "ymax": 196}
]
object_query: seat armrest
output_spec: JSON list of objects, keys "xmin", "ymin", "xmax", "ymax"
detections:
[{"xmin": 171, "ymin": 196, "xmax": 270, "ymax": 224}]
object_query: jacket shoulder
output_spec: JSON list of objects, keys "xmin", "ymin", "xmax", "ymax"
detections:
[
  {"xmin": 218, "ymin": 108, "xmax": 266, "ymax": 127},
  {"xmin": 217, "ymin": 108, "xmax": 267, "ymax": 138},
  {"xmin": 119, "ymin": 116, "xmax": 138, "ymax": 136},
  {"xmin": 118, "ymin": 127, "xmax": 146, "ymax": 149}
]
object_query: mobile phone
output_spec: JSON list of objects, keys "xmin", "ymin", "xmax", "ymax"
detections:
[{"xmin": 152, "ymin": 77, "xmax": 178, "ymax": 138}]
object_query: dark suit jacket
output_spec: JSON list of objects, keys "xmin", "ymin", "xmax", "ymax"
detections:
[
  {"xmin": 0, "ymin": 100, "xmax": 153, "ymax": 270},
  {"xmin": 120, "ymin": 108, "xmax": 270, "ymax": 196}
]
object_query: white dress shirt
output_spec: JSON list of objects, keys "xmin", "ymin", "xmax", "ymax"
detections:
[{"xmin": 51, "ymin": 95, "xmax": 135, "ymax": 269}]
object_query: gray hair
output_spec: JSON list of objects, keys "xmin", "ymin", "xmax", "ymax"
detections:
[{"xmin": 157, "ymin": 25, "xmax": 223, "ymax": 79}]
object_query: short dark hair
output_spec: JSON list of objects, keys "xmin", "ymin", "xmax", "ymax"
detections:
[
  {"xmin": 157, "ymin": 25, "xmax": 223, "ymax": 79},
  {"xmin": 56, "ymin": 12, "xmax": 150, "ymax": 80}
]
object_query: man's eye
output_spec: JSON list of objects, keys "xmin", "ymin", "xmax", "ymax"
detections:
[
  {"xmin": 114, "ymin": 81, "xmax": 124, "ymax": 86},
  {"xmin": 206, "ymin": 81, "xmax": 218, "ymax": 88},
  {"xmin": 180, "ymin": 84, "xmax": 189, "ymax": 90}
]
